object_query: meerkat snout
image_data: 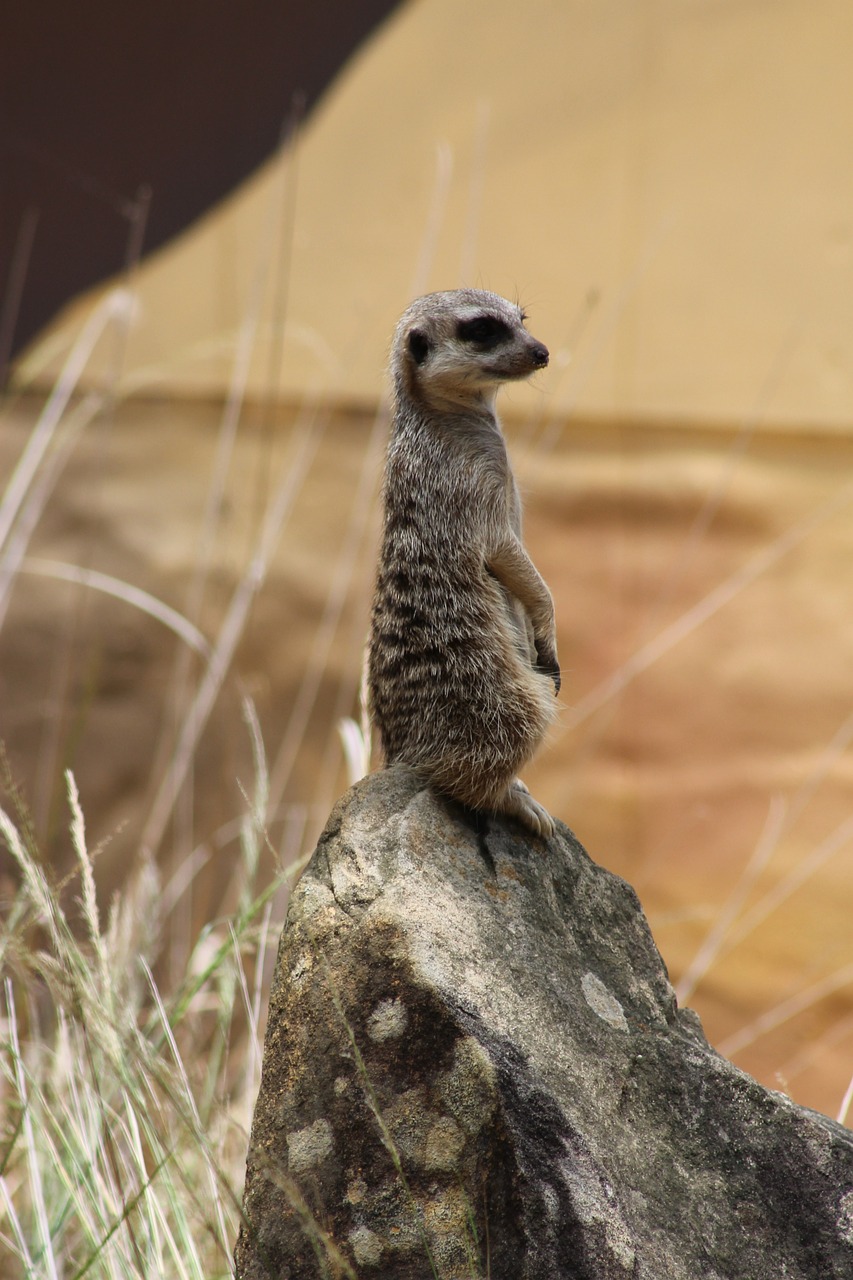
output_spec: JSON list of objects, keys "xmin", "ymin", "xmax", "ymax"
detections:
[{"xmin": 368, "ymin": 287, "xmax": 560, "ymax": 840}]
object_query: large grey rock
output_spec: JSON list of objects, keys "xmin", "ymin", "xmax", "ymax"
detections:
[{"xmin": 234, "ymin": 767, "xmax": 853, "ymax": 1279}]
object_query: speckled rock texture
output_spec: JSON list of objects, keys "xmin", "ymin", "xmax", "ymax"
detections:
[{"xmin": 234, "ymin": 767, "xmax": 853, "ymax": 1279}]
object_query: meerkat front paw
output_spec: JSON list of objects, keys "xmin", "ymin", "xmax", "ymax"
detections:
[{"xmin": 535, "ymin": 639, "xmax": 561, "ymax": 694}]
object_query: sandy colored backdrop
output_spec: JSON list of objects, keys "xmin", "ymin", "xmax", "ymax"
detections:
[
  {"xmin": 3, "ymin": 393, "xmax": 851, "ymax": 1118},
  {"xmin": 16, "ymin": 0, "xmax": 853, "ymax": 428},
  {"xmin": 3, "ymin": 0, "xmax": 852, "ymax": 1120}
]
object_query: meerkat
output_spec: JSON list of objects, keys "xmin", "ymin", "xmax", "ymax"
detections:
[{"xmin": 367, "ymin": 288, "xmax": 560, "ymax": 838}]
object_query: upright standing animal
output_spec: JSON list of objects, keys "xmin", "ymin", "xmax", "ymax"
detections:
[{"xmin": 368, "ymin": 289, "xmax": 560, "ymax": 837}]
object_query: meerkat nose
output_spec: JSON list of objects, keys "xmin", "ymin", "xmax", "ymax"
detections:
[{"xmin": 530, "ymin": 342, "xmax": 549, "ymax": 369}]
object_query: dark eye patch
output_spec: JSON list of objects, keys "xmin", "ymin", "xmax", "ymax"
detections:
[
  {"xmin": 408, "ymin": 329, "xmax": 430, "ymax": 365},
  {"xmin": 456, "ymin": 315, "xmax": 512, "ymax": 348}
]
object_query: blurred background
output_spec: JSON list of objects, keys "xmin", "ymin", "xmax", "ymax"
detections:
[{"xmin": 2, "ymin": 0, "xmax": 852, "ymax": 1120}]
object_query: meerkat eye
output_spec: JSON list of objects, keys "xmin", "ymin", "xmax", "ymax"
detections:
[
  {"xmin": 408, "ymin": 329, "xmax": 430, "ymax": 365},
  {"xmin": 456, "ymin": 315, "xmax": 512, "ymax": 348}
]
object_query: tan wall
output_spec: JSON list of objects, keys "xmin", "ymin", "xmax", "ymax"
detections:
[
  {"xmin": 15, "ymin": 0, "xmax": 853, "ymax": 429},
  {"xmin": 2, "ymin": 394, "xmax": 852, "ymax": 1118}
]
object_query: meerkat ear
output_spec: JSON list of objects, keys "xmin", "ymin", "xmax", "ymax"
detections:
[{"xmin": 408, "ymin": 329, "xmax": 429, "ymax": 366}]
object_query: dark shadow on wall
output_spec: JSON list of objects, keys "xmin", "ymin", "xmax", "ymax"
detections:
[{"xmin": 0, "ymin": 0, "xmax": 402, "ymax": 375}]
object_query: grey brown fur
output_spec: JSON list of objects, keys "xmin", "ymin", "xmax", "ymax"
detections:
[{"xmin": 368, "ymin": 288, "xmax": 559, "ymax": 837}]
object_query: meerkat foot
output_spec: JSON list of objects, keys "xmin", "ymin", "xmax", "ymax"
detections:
[{"xmin": 497, "ymin": 778, "xmax": 555, "ymax": 839}]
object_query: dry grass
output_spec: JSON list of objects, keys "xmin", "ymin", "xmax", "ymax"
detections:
[
  {"xmin": 1, "ymin": 116, "xmax": 852, "ymax": 1278},
  {"xmin": 0, "ymin": 735, "xmax": 281, "ymax": 1279}
]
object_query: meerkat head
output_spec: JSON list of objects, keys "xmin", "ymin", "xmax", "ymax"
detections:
[{"xmin": 392, "ymin": 288, "xmax": 549, "ymax": 411}]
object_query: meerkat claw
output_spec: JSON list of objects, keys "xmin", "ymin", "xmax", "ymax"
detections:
[
  {"xmin": 502, "ymin": 779, "xmax": 555, "ymax": 840},
  {"xmin": 534, "ymin": 642, "xmax": 560, "ymax": 690}
]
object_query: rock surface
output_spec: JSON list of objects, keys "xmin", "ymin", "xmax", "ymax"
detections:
[{"xmin": 234, "ymin": 767, "xmax": 853, "ymax": 1279}]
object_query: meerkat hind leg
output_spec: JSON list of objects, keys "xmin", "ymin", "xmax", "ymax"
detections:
[{"xmin": 496, "ymin": 778, "xmax": 555, "ymax": 840}]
